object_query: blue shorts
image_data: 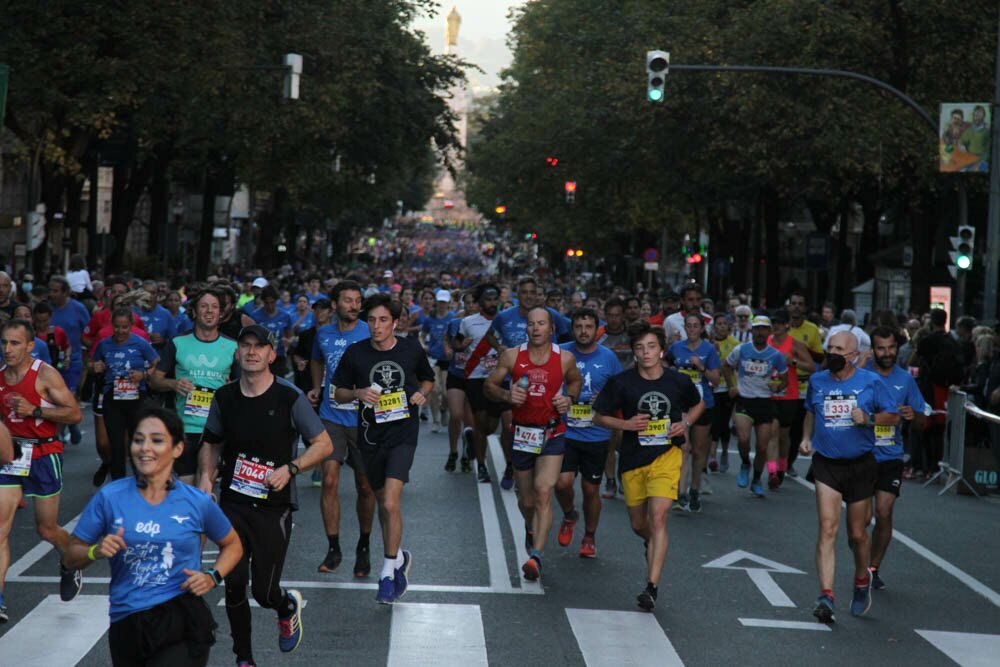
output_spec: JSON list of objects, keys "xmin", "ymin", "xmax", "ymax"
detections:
[
  {"xmin": 0, "ymin": 453, "xmax": 64, "ymax": 498},
  {"xmin": 512, "ymin": 434, "xmax": 566, "ymax": 471}
]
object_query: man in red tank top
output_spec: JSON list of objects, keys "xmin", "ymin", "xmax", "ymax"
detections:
[
  {"xmin": 486, "ymin": 307, "xmax": 582, "ymax": 582},
  {"xmin": 767, "ymin": 310, "xmax": 815, "ymax": 488},
  {"xmin": 0, "ymin": 319, "xmax": 84, "ymax": 621}
]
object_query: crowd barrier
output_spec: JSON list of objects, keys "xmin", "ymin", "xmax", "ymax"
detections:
[{"xmin": 925, "ymin": 388, "xmax": 1000, "ymax": 498}]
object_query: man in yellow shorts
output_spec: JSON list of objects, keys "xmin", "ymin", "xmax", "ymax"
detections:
[{"xmin": 594, "ymin": 322, "xmax": 703, "ymax": 611}]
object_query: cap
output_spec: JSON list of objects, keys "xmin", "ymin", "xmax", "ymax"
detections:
[
  {"xmin": 750, "ymin": 315, "xmax": 772, "ymax": 328},
  {"xmin": 383, "ymin": 269, "xmax": 394, "ymax": 278},
  {"xmin": 660, "ymin": 290, "xmax": 679, "ymax": 301},
  {"xmin": 391, "ymin": 283, "xmax": 402, "ymax": 292},
  {"xmin": 238, "ymin": 324, "xmax": 276, "ymax": 347},
  {"xmin": 22, "ymin": 273, "xmax": 33, "ymax": 281},
  {"xmin": 312, "ymin": 298, "xmax": 332, "ymax": 310},
  {"xmin": 435, "ymin": 289, "xmax": 451, "ymax": 302},
  {"xmin": 251, "ymin": 277, "xmax": 268, "ymax": 289}
]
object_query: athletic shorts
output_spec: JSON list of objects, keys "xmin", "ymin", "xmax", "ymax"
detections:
[
  {"xmin": 694, "ymin": 406, "xmax": 714, "ymax": 428},
  {"xmin": 446, "ymin": 373, "xmax": 466, "ymax": 392},
  {"xmin": 807, "ymin": 452, "xmax": 877, "ymax": 504},
  {"xmin": 434, "ymin": 359, "xmax": 450, "ymax": 371},
  {"xmin": 323, "ymin": 419, "xmax": 364, "ymax": 469},
  {"xmin": 734, "ymin": 397, "xmax": 777, "ymax": 425},
  {"xmin": 0, "ymin": 452, "xmax": 63, "ymax": 498},
  {"xmin": 875, "ymin": 458, "xmax": 904, "ymax": 497},
  {"xmin": 361, "ymin": 442, "xmax": 416, "ymax": 490},
  {"xmin": 710, "ymin": 391, "xmax": 734, "ymax": 441},
  {"xmin": 174, "ymin": 433, "xmax": 203, "ymax": 477},
  {"xmin": 561, "ymin": 438, "xmax": 607, "ymax": 484},
  {"xmin": 621, "ymin": 446, "xmax": 681, "ymax": 507},
  {"xmin": 774, "ymin": 399, "xmax": 803, "ymax": 429},
  {"xmin": 512, "ymin": 434, "xmax": 565, "ymax": 471},
  {"xmin": 465, "ymin": 378, "xmax": 506, "ymax": 418}
]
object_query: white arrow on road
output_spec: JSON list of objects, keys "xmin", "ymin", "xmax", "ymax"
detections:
[{"xmin": 703, "ymin": 550, "xmax": 804, "ymax": 607}]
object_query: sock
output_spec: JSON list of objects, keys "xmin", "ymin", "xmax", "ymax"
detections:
[
  {"xmin": 394, "ymin": 551, "xmax": 405, "ymax": 568},
  {"xmin": 766, "ymin": 460, "xmax": 778, "ymax": 475},
  {"xmin": 327, "ymin": 534, "xmax": 340, "ymax": 551},
  {"xmin": 357, "ymin": 533, "xmax": 370, "ymax": 551},
  {"xmin": 381, "ymin": 555, "xmax": 396, "ymax": 580},
  {"xmin": 584, "ymin": 530, "xmax": 595, "ymax": 539},
  {"xmin": 821, "ymin": 588, "xmax": 834, "ymax": 601},
  {"xmin": 855, "ymin": 574, "xmax": 870, "ymax": 587},
  {"xmin": 277, "ymin": 588, "xmax": 294, "ymax": 617},
  {"xmin": 530, "ymin": 549, "xmax": 542, "ymax": 561},
  {"xmin": 777, "ymin": 457, "xmax": 787, "ymax": 473}
]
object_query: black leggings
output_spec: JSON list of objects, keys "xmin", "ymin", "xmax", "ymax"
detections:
[
  {"xmin": 103, "ymin": 391, "xmax": 143, "ymax": 480},
  {"xmin": 222, "ymin": 501, "xmax": 294, "ymax": 661}
]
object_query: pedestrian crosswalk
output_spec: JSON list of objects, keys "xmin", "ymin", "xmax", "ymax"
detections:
[{"xmin": 0, "ymin": 595, "xmax": 108, "ymax": 667}]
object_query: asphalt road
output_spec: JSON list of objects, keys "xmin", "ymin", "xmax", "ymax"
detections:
[{"xmin": 1, "ymin": 414, "xmax": 998, "ymax": 666}]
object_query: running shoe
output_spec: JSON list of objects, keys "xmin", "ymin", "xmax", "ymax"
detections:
[
  {"xmin": 689, "ymin": 489, "xmax": 702, "ymax": 513},
  {"xmin": 60, "ymin": 564, "xmax": 82, "ymax": 602},
  {"xmin": 708, "ymin": 456, "xmax": 718, "ymax": 472},
  {"xmin": 477, "ymin": 464, "xmax": 491, "ymax": 483},
  {"xmin": 737, "ymin": 463, "xmax": 751, "ymax": 488},
  {"xmin": 767, "ymin": 474, "xmax": 781, "ymax": 490},
  {"xmin": 602, "ymin": 477, "xmax": 617, "ymax": 499},
  {"xmin": 317, "ymin": 548, "xmax": 342, "ymax": 573},
  {"xmin": 376, "ymin": 577, "xmax": 395, "ymax": 604},
  {"xmin": 420, "ymin": 412, "xmax": 428, "ymax": 421},
  {"xmin": 92, "ymin": 463, "xmax": 109, "ymax": 488},
  {"xmin": 431, "ymin": 422, "xmax": 443, "ymax": 434},
  {"xmin": 354, "ymin": 546, "xmax": 371, "ymax": 578},
  {"xmin": 579, "ymin": 535, "xmax": 596, "ymax": 558},
  {"xmin": 522, "ymin": 554, "xmax": 541, "ymax": 581},
  {"xmin": 749, "ymin": 481, "xmax": 766, "ymax": 498},
  {"xmin": 237, "ymin": 661, "xmax": 257, "ymax": 667},
  {"xmin": 557, "ymin": 511, "xmax": 577, "ymax": 547},
  {"xmin": 277, "ymin": 589, "xmax": 304, "ymax": 652},
  {"xmin": 310, "ymin": 468, "xmax": 322, "ymax": 488},
  {"xmin": 813, "ymin": 593, "xmax": 835, "ymax": 623},
  {"xmin": 524, "ymin": 527, "xmax": 535, "ymax": 555},
  {"xmin": 719, "ymin": 450, "xmax": 730, "ymax": 473},
  {"xmin": 444, "ymin": 452, "xmax": 458, "ymax": 472},
  {"xmin": 851, "ymin": 575, "xmax": 873, "ymax": 616},
  {"xmin": 69, "ymin": 424, "xmax": 82, "ymax": 445},
  {"xmin": 700, "ymin": 475, "xmax": 713, "ymax": 495},
  {"xmin": 636, "ymin": 584, "xmax": 657, "ymax": 611},
  {"xmin": 870, "ymin": 567, "xmax": 885, "ymax": 590},
  {"xmin": 394, "ymin": 550, "xmax": 412, "ymax": 600},
  {"xmin": 0, "ymin": 592, "xmax": 7, "ymax": 623},
  {"xmin": 462, "ymin": 427, "xmax": 474, "ymax": 460},
  {"xmin": 500, "ymin": 464, "xmax": 514, "ymax": 491},
  {"xmin": 673, "ymin": 494, "xmax": 690, "ymax": 512},
  {"xmin": 460, "ymin": 456, "xmax": 472, "ymax": 473}
]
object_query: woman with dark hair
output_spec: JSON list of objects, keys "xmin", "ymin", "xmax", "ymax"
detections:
[
  {"xmin": 67, "ymin": 253, "xmax": 94, "ymax": 300},
  {"xmin": 64, "ymin": 405, "xmax": 242, "ymax": 666}
]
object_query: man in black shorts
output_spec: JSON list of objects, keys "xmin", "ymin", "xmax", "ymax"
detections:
[{"xmin": 333, "ymin": 293, "xmax": 435, "ymax": 604}]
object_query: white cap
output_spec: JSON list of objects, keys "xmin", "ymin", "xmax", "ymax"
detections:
[
  {"xmin": 435, "ymin": 289, "xmax": 451, "ymax": 302},
  {"xmin": 251, "ymin": 277, "xmax": 268, "ymax": 289},
  {"xmin": 750, "ymin": 315, "xmax": 772, "ymax": 328},
  {"xmin": 383, "ymin": 269, "xmax": 394, "ymax": 278}
]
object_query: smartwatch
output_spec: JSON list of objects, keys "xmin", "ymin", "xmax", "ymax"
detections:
[
  {"xmin": 287, "ymin": 461, "xmax": 300, "ymax": 476},
  {"xmin": 206, "ymin": 568, "xmax": 224, "ymax": 586},
  {"xmin": 32, "ymin": 406, "xmax": 42, "ymax": 418}
]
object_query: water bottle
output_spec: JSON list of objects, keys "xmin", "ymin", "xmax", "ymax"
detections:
[{"xmin": 516, "ymin": 375, "xmax": 530, "ymax": 390}]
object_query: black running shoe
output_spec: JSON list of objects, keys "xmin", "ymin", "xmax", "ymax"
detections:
[
  {"xmin": 460, "ymin": 457, "xmax": 472, "ymax": 473},
  {"xmin": 60, "ymin": 564, "xmax": 82, "ymax": 601},
  {"xmin": 477, "ymin": 464, "xmax": 491, "ymax": 483},
  {"xmin": 354, "ymin": 546, "xmax": 371, "ymax": 578},
  {"xmin": 92, "ymin": 463, "xmax": 109, "ymax": 488},
  {"xmin": 462, "ymin": 427, "xmax": 474, "ymax": 460},
  {"xmin": 870, "ymin": 567, "xmax": 886, "ymax": 590},
  {"xmin": 637, "ymin": 584, "xmax": 657, "ymax": 611},
  {"xmin": 317, "ymin": 548, "xmax": 342, "ymax": 573},
  {"xmin": 444, "ymin": 453, "xmax": 458, "ymax": 472}
]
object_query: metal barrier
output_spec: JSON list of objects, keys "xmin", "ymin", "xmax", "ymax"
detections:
[{"xmin": 924, "ymin": 388, "xmax": 1000, "ymax": 498}]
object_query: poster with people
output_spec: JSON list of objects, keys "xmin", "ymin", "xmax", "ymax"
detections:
[{"xmin": 939, "ymin": 103, "xmax": 991, "ymax": 173}]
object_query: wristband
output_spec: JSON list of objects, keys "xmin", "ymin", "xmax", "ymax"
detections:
[{"xmin": 88, "ymin": 544, "xmax": 99, "ymax": 561}]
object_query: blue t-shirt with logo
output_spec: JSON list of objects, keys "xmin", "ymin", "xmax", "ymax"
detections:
[
  {"xmin": 446, "ymin": 318, "xmax": 466, "ymax": 377},
  {"xmin": 249, "ymin": 307, "xmax": 294, "ymax": 356},
  {"xmin": 50, "ymin": 298, "xmax": 90, "ymax": 369},
  {"xmin": 134, "ymin": 305, "xmax": 176, "ymax": 347},
  {"xmin": 292, "ymin": 312, "xmax": 314, "ymax": 334},
  {"xmin": 669, "ymin": 339, "xmax": 721, "ymax": 409},
  {"xmin": 73, "ymin": 479, "xmax": 232, "ymax": 622},
  {"xmin": 92, "ymin": 333, "xmax": 159, "ymax": 395},
  {"xmin": 561, "ymin": 342, "xmax": 622, "ymax": 442},
  {"xmin": 726, "ymin": 342, "xmax": 788, "ymax": 399},
  {"xmin": 490, "ymin": 306, "xmax": 570, "ymax": 348},
  {"xmin": 313, "ymin": 321, "xmax": 371, "ymax": 425},
  {"xmin": 805, "ymin": 367, "xmax": 898, "ymax": 459},
  {"xmin": 865, "ymin": 362, "xmax": 929, "ymax": 462},
  {"xmin": 422, "ymin": 312, "xmax": 455, "ymax": 360},
  {"xmin": 173, "ymin": 311, "xmax": 194, "ymax": 336}
]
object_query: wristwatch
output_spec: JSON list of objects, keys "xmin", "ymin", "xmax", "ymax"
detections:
[
  {"xmin": 206, "ymin": 568, "xmax": 224, "ymax": 586},
  {"xmin": 287, "ymin": 461, "xmax": 300, "ymax": 476},
  {"xmin": 31, "ymin": 406, "xmax": 42, "ymax": 418}
]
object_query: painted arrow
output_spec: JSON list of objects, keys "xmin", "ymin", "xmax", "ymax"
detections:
[{"xmin": 703, "ymin": 550, "xmax": 804, "ymax": 607}]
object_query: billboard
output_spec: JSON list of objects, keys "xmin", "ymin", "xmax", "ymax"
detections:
[{"xmin": 939, "ymin": 103, "xmax": 991, "ymax": 173}]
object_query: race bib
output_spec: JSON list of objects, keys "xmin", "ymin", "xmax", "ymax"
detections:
[
  {"xmin": 823, "ymin": 396, "xmax": 857, "ymax": 428},
  {"xmin": 329, "ymin": 383, "xmax": 359, "ymax": 411},
  {"xmin": 183, "ymin": 388, "xmax": 213, "ymax": 419},
  {"xmin": 512, "ymin": 424, "xmax": 546, "ymax": 454},
  {"xmin": 680, "ymin": 368, "xmax": 702, "ymax": 384},
  {"xmin": 229, "ymin": 454, "xmax": 273, "ymax": 500},
  {"xmin": 375, "ymin": 390, "xmax": 409, "ymax": 424},
  {"xmin": 639, "ymin": 419, "xmax": 670, "ymax": 447},
  {"xmin": 568, "ymin": 403, "xmax": 593, "ymax": 428},
  {"xmin": 454, "ymin": 350, "xmax": 468, "ymax": 366},
  {"xmin": 0, "ymin": 440, "xmax": 33, "ymax": 477},
  {"xmin": 113, "ymin": 377, "xmax": 139, "ymax": 401},
  {"xmin": 874, "ymin": 424, "xmax": 895, "ymax": 446},
  {"xmin": 743, "ymin": 360, "xmax": 769, "ymax": 377},
  {"xmin": 481, "ymin": 355, "xmax": 498, "ymax": 372}
]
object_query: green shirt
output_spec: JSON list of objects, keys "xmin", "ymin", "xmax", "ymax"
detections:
[{"xmin": 158, "ymin": 333, "xmax": 238, "ymax": 434}]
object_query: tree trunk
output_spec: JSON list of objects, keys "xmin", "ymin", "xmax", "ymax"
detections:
[
  {"xmin": 107, "ymin": 158, "xmax": 155, "ymax": 272},
  {"xmin": 65, "ymin": 177, "xmax": 84, "ymax": 255}
]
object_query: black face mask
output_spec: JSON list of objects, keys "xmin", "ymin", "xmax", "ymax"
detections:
[{"xmin": 826, "ymin": 353, "xmax": 847, "ymax": 373}]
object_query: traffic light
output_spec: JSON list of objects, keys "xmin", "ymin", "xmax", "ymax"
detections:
[
  {"xmin": 494, "ymin": 204, "xmax": 507, "ymax": 216},
  {"xmin": 949, "ymin": 225, "xmax": 975, "ymax": 272},
  {"xmin": 546, "ymin": 156, "xmax": 559, "ymax": 167},
  {"xmin": 564, "ymin": 181, "xmax": 577, "ymax": 204},
  {"xmin": 566, "ymin": 248, "xmax": 575, "ymax": 257},
  {"xmin": 565, "ymin": 248, "xmax": 584, "ymax": 258},
  {"xmin": 646, "ymin": 50, "xmax": 669, "ymax": 102}
]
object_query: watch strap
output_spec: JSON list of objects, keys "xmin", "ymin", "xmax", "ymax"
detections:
[
  {"xmin": 287, "ymin": 461, "xmax": 300, "ymax": 476},
  {"xmin": 206, "ymin": 568, "xmax": 223, "ymax": 586}
]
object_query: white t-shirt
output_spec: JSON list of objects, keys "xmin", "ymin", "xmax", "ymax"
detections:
[{"xmin": 67, "ymin": 269, "xmax": 93, "ymax": 294}]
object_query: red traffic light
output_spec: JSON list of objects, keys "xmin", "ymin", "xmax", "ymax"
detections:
[
  {"xmin": 566, "ymin": 248, "xmax": 575, "ymax": 257},
  {"xmin": 494, "ymin": 205, "xmax": 507, "ymax": 215},
  {"xmin": 564, "ymin": 181, "xmax": 577, "ymax": 193},
  {"xmin": 546, "ymin": 156, "xmax": 559, "ymax": 167}
]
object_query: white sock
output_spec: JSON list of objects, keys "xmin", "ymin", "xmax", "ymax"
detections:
[
  {"xmin": 394, "ymin": 551, "xmax": 405, "ymax": 568},
  {"xmin": 381, "ymin": 556, "xmax": 396, "ymax": 580}
]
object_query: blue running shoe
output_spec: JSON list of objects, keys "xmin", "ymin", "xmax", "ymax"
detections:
[
  {"xmin": 0, "ymin": 591, "xmax": 8, "ymax": 623},
  {"xmin": 737, "ymin": 463, "xmax": 750, "ymax": 488},
  {"xmin": 277, "ymin": 589, "xmax": 303, "ymax": 653},
  {"xmin": 394, "ymin": 550, "xmax": 412, "ymax": 600},
  {"xmin": 376, "ymin": 576, "xmax": 396, "ymax": 604},
  {"xmin": 500, "ymin": 465, "xmax": 514, "ymax": 490},
  {"xmin": 851, "ymin": 576, "xmax": 873, "ymax": 616},
  {"xmin": 813, "ymin": 594, "xmax": 835, "ymax": 623},
  {"xmin": 749, "ymin": 481, "xmax": 766, "ymax": 498}
]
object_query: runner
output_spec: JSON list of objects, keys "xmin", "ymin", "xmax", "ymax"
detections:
[
  {"xmin": 786, "ymin": 291, "xmax": 825, "ymax": 474},
  {"xmin": 308, "ymin": 280, "xmax": 376, "ymax": 577},
  {"xmin": 664, "ymin": 284, "xmax": 713, "ymax": 342},
  {"xmin": 0, "ymin": 319, "xmax": 85, "ymax": 622},
  {"xmin": 31, "ymin": 303, "xmax": 70, "ymax": 371},
  {"xmin": 149, "ymin": 286, "xmax": 239, "ymax": 485},
  {"xmin": 766, "ymin": 309, "xmax": 814, "ymax": 488},
  {"xmin": 134, "ymin": 280, "xmax": 177, "ymax": 352},
  {"xmin": 47, "ymin": 275, "xmax": 90, "ymax": 445},
  {"xmin": 248, "ymin": 285, "xmax": 294, "ymax": 377},
  {"xmin": 331, "ymin": 293, "xmax": 435, "ymax": 604},
  {"xmin": 709, "ymin": 312, "xmax": 740, "ymax": 473},
  {"xmin": 668, "ymin": 313, "xmax": 720, "ymax": 512},
  {"xmin": 597, "ymin": 297, "xmax": 630, "ymax": 499},
  {"xmin": 732, "ymin": 305, "xmax": 754, "ymax": 343},
  {"xmin": 866, "ymin": 326, "xmax": 928, "ymax": 590},
  {"xmin": 421, "ymin": 289, "xmax": 455, "ymax": 434},
  {"xmin": 556, "ymin": 308, "xmax": 620, "ymax": 557},
  {"xmin": 723, "ymin": 315, "xmax": 788, "ymax": 497},
  {"xmin": 799, "ymin": 330, "xmax": 899, "ymax": 623},
  {"xmin": 199, "ymin": 324, "xmax": 333, "ymax": 661},
  {"xmin": 443, "ymin": 291, "xmax": 476, "ymax": 473},
  {"xmin": 485, "ymin": 307, "xmax": 582, "ymax": 580},
  {"xmin": 593, "ymin": 322, "xmax": 703, "ymax": 610},
  {"xmin": 64, "ymin": 406, "xmax": 242, "ymax": 666}
]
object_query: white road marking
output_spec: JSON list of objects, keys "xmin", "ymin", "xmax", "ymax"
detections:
[
  {"xmin": 217, "ymin": 597, "xmax": 308, "ymax": 608},
  {"xmin": 477, "ymin": 462, "xmax": 516, "ymax": 592},
  {"xmin": 915, "ymin": 629, "xmax": 1000, "ymax": 667},
  {"xmin": 388, "ymin": 603, "xmax": 487, "ymax": 666},
  {"xmin": 738, "ymin": 618, "xmax": 832, "ymax": 631},
  {"xmin": 566, "ymin": 608, "xmax": 683, "ymax": 666},
  {"xmin": 0, "ymin": 594, "xmax": 108, "ymax": 666},
  {"xmin": 703, "ymin": 549, "xmax": 803, "ymax": 607},
  {"xmin": 6, "ymin": 513, "xmax": 81, "ymax": 578},
  {"xmin": 488, "ymin": 434, "xmax": 543, "ymax": 593}
]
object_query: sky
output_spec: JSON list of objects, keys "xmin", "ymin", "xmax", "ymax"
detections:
[{"xmin": 411, "ymin": 1, "xmax": 527, "ymax": 92}]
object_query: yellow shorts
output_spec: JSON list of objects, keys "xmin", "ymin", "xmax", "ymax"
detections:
[{"xmin": 621, "ymin": 447, "xmax": 681, "ymax": 507}]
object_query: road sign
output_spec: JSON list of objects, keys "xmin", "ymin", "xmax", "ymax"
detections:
[
  {"xmin": 703, "ymin": 549, "xmax": 804, "ymax": 607},
  {"xmin": 644, "ymin": 262, "xmax": 659, "ymax": 271},
  {"xmin": 643, "ymin": 247, "xmax": 659, "ymax": 262}
]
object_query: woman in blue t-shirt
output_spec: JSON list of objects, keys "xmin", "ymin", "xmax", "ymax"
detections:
[
  {"xmin": 64, "ymin": 406, "xmax": 242, "ymax": 666},
  {"xmin": 668, "ymin": 313, "xmax": 721, "ymax": 512},
  {"xmin": 92, "ymin": 308, "xmax": 160, "ymax": 480}
]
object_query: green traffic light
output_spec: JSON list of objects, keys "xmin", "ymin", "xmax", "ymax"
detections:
[
  {"xmin": 957, "ymin": 255, "xmax": 972, "ymax": 270},
  {"xmin": 648, "ymin": 89, "xmax": 663, "ymax": 102}
]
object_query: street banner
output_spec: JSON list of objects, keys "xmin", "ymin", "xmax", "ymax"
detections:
[{"xmin": 939, "ymin": 103, "xmax": 991, "ymax": 173}]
